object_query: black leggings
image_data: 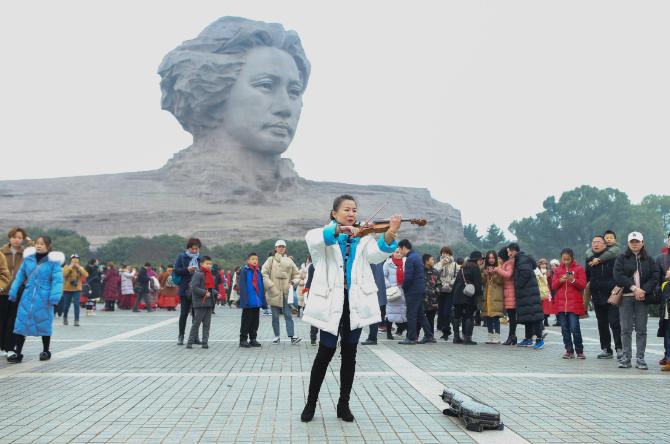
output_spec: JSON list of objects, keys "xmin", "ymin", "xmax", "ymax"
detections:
[
  {"xmin": 14, "ymin": 335, "xmax": 50, "ymax": 355},
  {"xmin": 507, "ymin": 309, "xmax": 518, "ymax": 336}
]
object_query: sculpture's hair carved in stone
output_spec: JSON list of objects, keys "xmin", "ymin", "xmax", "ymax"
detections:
[{"xmin": 158, "ymin": 16, "xmax": 311, "ymax": 134}]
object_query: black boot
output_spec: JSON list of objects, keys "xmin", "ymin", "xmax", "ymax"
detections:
[
  {"xmin": 177, "ymin": 335, "xmax": 184, "ymax": 345},
  {"xmin": 452, "ymin": 319, "xmax": 463, "ymax": 344},
  {"xmin": 502, "ymin": 334, "xmax": 517, "ymax": 346},
  {"xmin": 337, "ymin": 343, "xmax": 357, "ymax": 422},
  {"xmin": 301, "ymin": 344, "xmax": 336, "ymax": 422},
  {"xmin": 463, "ymin": 317, "xmax": 476, "ymax": 345}
]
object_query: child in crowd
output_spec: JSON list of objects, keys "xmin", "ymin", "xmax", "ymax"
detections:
[
  {"xmin": 238, "ymin": 253, "xmax": 267, "ymax": 348},
  {"xmin": 186, "ymin": 256, "xmax": 217, "ymax": 349},
  {"xmin": 586, "ymin": 230, "xmax": 621, "ymax": 266},
  {"xmin": 422, "ymin": 254, "xmax": 440, "ymax": 334}
]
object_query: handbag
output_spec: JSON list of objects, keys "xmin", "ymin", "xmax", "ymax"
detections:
[
  {"xmin": 607, "ymin": 286, "xmax": 623, "ymax": 305},
  {"xmin": 462, "ymin": 269, "xmax": 475, "ymax": 297},
  {"xmin": 386, "ymin": 286, "xmax": 402, "ymax": 302}
]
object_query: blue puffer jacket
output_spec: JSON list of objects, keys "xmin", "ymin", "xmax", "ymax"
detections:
[{"xmin": 9, "ymin": 247, "xmax": 64, "ymax": 337}]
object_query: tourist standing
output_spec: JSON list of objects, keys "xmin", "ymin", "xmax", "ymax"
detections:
[
  {"xmin": 119, "ymin": 265, "xmax": 135, "ymax": 310},
  {"xmin": 261, "ymin": 240, "xmax": 302, "ymax": 344},
  {"xmin": 434, "ymin": 247, "xmax": 457, "ymax": 341},
  {"xmin": 659, "ymin": 269, "xmax": 670, "ymax": 371},
  {"xmin": 102, "ymin": 263, "xmax": 121, "ymax": 311},
  {"xmin": 62, "ymin": 254, "xmax": 88, "ymax": 326},
  {"xmin": 508, "ymin": 243, "xmax": 545, "ymax": 349},
  {"xmin": 586, "ymin": 235, "xmax": 622, "ymax": 360},
  {"xmin": 362, "ymin": 262, "xmax": 388, "ymax": 345},
  {"xmin": 7, "ymin": 236, "xmax": 64, "ymax": 363},
  {"xmin": 614, "ymin": 232, "xmax": 660, "ymax": 370},
  {"xmin": 551, "ymin": 248, "xmax": 587, "ymax": 359},
  {"xmin": 85, "ymin": 259, "xmax": 102, "ymax": 301},
  {"xmin": 398, "ymin": 239, "xmax": 432, "ymax": 345},
  {"xmin": 482, "ymin": 251, "xmax": 504, "ymax": 344},
  {"xmin": 0, "ymin": 227, "xmax": 25, "ymax": 357},
  {"xmin": 496, "ymin": 248, "xmax": 517, "ymax": 345},
  {"xmin": 656, "ymin": 232, "xmax": 670, "ymax": 365},
  {"xmin": 536, "ymin": 258, "xmax": 554, "ymax": 327},
  {"xmin": 174, "ymin": 238, "xmax": 202, "ymax": 345},
  {"xmin": 452, "ymin": 251, "xmax": 484, "ymax": 345},
  {"xmin": 157, "ymin": 265, "xmax": 179, "ymax": 310},
  {"xmin": 186, "ymin": 256, "xmax": 217, "ymax": 349},
  {"xmin": 238, "ymin": 253, "xmax": 266, "ymax": 348},
  {"xmin": 132, "ymin": 263, "xmax": 153, "ymax": 313},
  {"xmin": 384, "ymin": 249, "xmax": 407, "ymax": 338},
  {"xmin": 300, "ymin": 195, "xmax": 400, "ymax": 423},
  {"xmin": 422, "ymin": 254, "xmax": 440, "ymax": 335}
]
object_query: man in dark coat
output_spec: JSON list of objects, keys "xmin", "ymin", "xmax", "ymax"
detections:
[
  {"xmin": 508, "ymin": 243, "xmax": 545, "ymax": 349},
  {"xmin": 586, "ymin": 235, "xmax": 622, "ymax": 359},
  {"xmin": 398, "ymin": 239, "xmax": 433, "ymax": 344},
  {"xmin": 132, "ymin": 263, "xmax": 153, "ymax": 313}
]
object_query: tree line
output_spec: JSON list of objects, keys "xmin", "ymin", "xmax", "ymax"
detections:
[{"xmin": 24, "ymin": 186, "xmax": 669, "ymax": 268}]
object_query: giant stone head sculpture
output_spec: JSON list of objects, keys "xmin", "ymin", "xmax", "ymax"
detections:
[{"xmin": 158, "ymin": 17, "xmax": 311, "ymax": 156}]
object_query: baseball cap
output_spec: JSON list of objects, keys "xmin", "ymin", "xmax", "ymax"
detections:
[
  {"xmin": 627, "ymin": 232, "xmax": 644, "ymax": 242},
  {"xmin": 275, "ymin": 240, "xmax": 287, "ymax": 247}
]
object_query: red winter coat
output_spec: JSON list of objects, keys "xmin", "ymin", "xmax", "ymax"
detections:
[
  {"xmin": 551, "ymin": 262, "xmax": 587, "ymax": 315},
  {"xmin": 496, "ymin": 258, "xmax": 516, "ymax": 309}
]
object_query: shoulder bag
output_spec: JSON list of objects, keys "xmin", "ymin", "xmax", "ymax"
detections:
[{"xmin": 462, "ymin": 269, "xmax": 475, "ymax": 297}]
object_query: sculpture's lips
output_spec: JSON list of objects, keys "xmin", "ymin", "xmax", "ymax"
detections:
[{"xmin": 264, "ymin": 123, "xmax": 293, "ymax": 137}]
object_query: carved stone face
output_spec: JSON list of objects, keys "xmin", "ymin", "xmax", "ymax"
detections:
[{"xmin": 219, "ymin": 46, "xmax": 304, "ymax": 155}]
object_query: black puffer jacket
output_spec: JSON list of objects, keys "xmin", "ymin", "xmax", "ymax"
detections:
[
  {"xmin": 513, "ymin": 252, "xmax": 544, "ymax": 323},
  {"xmin": 585, "ymin": 253, "xmax": 616, "ymax": 306},
  {"xmin": 613, "ymin": 251, "xmax": 660, "ymax": 301},
  {"xmin": 453, "ymin": 262, "xmax": 483, "ymax": 306}
]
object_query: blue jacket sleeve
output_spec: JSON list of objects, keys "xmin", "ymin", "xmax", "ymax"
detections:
[
  {"xmin": 377, "ymin": 236, "xmax": 397, "ymax": 254},
  {"xmin": 174, "ymin": 254, "xmax": 189, "ymax": 277},
  {"xmin": 49, "ymin": 263, "xmax": 64, "ymax": 305},
  {"xmin": 323, "ymin": 223, "xmax": 338, "ymax": 246},
  {"xmin": 402, "ymin": 254, "xmax": 415, "ymax": 293},
  {"xmin": 238, "ymin": 268, "xmax": 248, "ymax": 307}
]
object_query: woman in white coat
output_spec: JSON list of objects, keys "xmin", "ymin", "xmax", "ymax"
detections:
[
  {"xmin": 301, "ymin": 195, "xmax": 401, "ymax": 423},
  {"xmin": 384, "ymin": 248, "xmax": 408, "ymax": 338}
]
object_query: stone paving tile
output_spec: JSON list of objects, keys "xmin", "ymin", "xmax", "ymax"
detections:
[{"xmin": 0, "ymin": 307, "xmax": 668, "ymax": 443}]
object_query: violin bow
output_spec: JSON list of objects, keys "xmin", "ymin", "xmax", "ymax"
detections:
[{"xmin": 362, "ymin": 201, "xmax": 389, "ymax": 226}]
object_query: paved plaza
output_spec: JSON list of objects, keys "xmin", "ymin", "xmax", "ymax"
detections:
[{"xmin": 0, "ymin": 307, "xmax": 668, "ymax": 444}]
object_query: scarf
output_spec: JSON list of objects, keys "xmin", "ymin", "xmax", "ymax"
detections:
[
  {"xmin": 186, "ymin": 250, "xmax": 200, "ymax": 269},
  {"xmin": 201, "ymin": 266, "xmax": 215, "ymax": 290},
  {"xmin": 391, "ymin": 257, "xmax": 404, "ymax": 285},
  {"xmin": 248, "ymin": 264, "xmax": 260, "ymax": 294}
]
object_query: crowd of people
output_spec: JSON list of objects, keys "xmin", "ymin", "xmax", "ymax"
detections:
[{"xmin": 0, "ymin": 220, "xmax": 669, "ymax": 378}]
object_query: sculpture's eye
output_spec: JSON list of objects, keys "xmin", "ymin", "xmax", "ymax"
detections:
[
  {"xmin": 288, "ymin": 86, "xmax": 301, "ymax": 99},
  {"xmin": 254, "ymin": 80, "xmax": 274, "ymax": 92}
]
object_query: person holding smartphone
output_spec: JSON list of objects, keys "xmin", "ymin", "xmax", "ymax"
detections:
[{"xmin": 551, "ymin": 248, "xmax": 587, "ymax": 359}]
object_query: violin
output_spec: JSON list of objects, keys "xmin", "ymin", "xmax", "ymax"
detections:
[{"xmin": 353, "ymin": 218, "xmax": 428, "ymax": 238}]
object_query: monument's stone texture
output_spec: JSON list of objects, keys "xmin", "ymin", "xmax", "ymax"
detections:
[{"xmin": 0, "ymin": 17, "xmax": 463, "ymax": 248}]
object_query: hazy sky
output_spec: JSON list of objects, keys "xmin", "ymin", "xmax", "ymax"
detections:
[{"xmin": 1, "ymin": 1, "xmax": 668, "ymax": 235}]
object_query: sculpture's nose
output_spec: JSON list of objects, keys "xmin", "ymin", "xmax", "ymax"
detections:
[{"xmin": 271, "ymin": 88, "xmax": 293, "ymax": 119}]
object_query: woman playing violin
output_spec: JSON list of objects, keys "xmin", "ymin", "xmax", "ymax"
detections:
[{"xmin": 301, "ymin": 194, "xmax": 402, "ymax": 423}]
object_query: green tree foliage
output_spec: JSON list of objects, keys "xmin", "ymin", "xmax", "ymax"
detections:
[
  {"xmin": 209, "ymin": 239, "xmax": 310, "ymax": 270},
  {"xmin": 460, "ymin": 224, "xmax": 508, "ymax": 253},
  {"xmin": 25, "ymin": 226, "xmax": 91, "ymax": 258},
  {"xmin": 463, "ymin": 224, "xmax": 482, "ymax": 249},
  {"xmin": 509, "ymin": 186, "xmax": 667, "ymax": 260},
  {"xmin": 96, "ymin": 235, "xmax": 190, "ymax": 267}
]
